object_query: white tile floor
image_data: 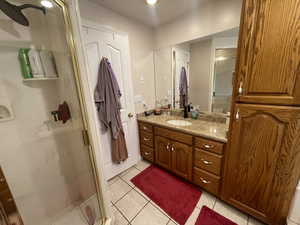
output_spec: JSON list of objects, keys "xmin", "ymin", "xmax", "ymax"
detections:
[
  {"xmin": 109, "ymin": 160, "xmax": 298, "ymax": 225},
  {"xmin": 52, "ymin": 159, "xmax": 298, "ymax": 225}
]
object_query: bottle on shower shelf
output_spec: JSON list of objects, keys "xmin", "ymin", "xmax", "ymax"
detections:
[{"xmin": 18, "ymin": 48, "xmax": 33, "ymax": 79}]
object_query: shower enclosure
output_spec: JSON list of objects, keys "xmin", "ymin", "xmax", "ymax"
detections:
[{"xmin": 0, "ymin": 0, "xmax": 105, "ymax": 225}]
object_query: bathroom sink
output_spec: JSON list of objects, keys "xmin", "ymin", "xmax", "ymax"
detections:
[{"xmin": 167, "ymin": 120, "xmax": 192, "ymax": 126}]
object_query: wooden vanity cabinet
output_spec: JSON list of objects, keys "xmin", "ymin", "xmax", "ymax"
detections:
[
  {"xmin": 235, "ymin": 0, "xmax": 300, "ymax": 106},
  {"xmin": 223, "ymin": 0, "xmax": 300, "ymax": 224},
  {"xmin": 154, "ymin": 128, "xmax": 193, "ymax": 181},
  {"xmin": 138, "ymin": 121, "xmax": 225, "ymax": 196},
  {"xmin": 171, "ymin": 141, "xmax": 193, "ymax": 181},
  {"xmin": 155, "ymin": 136, "xmax": 172, "ymax": 170},
  {"xmin": 139, "ymin": 122, "xmax": 154, "ymax": 163},
  {"xmin": 223, "ymin": 104, "xmax": 300, "ymax": 225}
]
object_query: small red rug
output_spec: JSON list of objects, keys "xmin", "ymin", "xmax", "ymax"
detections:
[
  {"xmin": 131, "ymin": 165, "xmax": 202, "ymax": 225},
  {"xmin": 195, "ymin": 206, "xmax": 237, "ymax": 225}
]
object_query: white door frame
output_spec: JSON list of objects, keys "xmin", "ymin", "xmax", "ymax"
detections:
[{"xmin": 66, "ymin": 1, "xmax": 113, "ymax": 223}]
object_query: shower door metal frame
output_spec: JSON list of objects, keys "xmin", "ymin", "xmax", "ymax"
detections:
[{"xmin": 51, "ymin": 0, "xmax": 110, "ymax": 224}]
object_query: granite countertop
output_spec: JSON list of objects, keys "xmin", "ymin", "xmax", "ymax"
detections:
[{"xmin": 138, "ymin": 114, "xmax": 229, "ymax": 143}]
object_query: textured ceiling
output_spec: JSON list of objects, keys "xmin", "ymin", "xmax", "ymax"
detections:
[{"xmin": 88, "ymin": 0, "xmax": 209, "ymax": 27}]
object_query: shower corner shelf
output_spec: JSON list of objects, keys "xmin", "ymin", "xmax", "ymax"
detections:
[{"xmin": 23, "ymin": 77, "xmax": 59, "ymax": 82}]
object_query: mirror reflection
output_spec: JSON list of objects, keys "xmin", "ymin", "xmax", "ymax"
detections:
[{"xmin": 154, "ymin": 27, "xmax": 239, "ymax": 115}]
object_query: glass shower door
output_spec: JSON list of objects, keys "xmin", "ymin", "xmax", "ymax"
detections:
[{"xmin": 0, "ymin": 0, "xmax": 103, "ymax": 225}]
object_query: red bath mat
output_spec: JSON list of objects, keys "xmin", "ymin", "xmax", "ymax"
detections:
[
  {"xmin": 131, "ymin": 165, "xmax": 202, "ymax": 225},
  {"xmin": 195, "ymin": 206, "xmax": 237, "ymax": 225}
]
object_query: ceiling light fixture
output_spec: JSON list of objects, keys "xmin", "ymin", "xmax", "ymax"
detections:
[
  {"xmin": 41, "ymin": 0, "xmax": 53, "ymax": 8},
  {"xmin": 146, "ymin": 0, "xmax": 158, "ymax": 6}
]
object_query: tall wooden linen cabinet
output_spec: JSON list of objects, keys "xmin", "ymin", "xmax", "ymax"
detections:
[{"xmin": 222, "ymin": 1, "xmax": 300, "ymax": 225}]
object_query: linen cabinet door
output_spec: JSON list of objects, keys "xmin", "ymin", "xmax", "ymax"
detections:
[
  {"xmin": 155, "ymin": 136, "xmax": 171, "ymax": 170},
  {"xmin": 235, "ymin": 0, "xmax": 300, "ymax": 105},
  {"xmin": 223, "ymin": 104, "xmax": 300, "ymax": 225},
  {"xmin": 171, "ymin": 141, "xmax": 192, "ymax": 181}
]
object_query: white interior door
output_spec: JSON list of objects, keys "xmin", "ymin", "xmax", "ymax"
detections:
[{"xmin": 82, "ymin": 25, "xmax": 139, "ymax": 180}]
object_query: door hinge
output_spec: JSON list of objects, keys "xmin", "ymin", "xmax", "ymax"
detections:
[{"xmin": 82, "ymin": 129, "xmax": 90, "ymax": 146}]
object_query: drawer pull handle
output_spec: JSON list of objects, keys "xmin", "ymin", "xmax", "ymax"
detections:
[
  {"xmin": 201, "ymin": 159, "xmax": 213, "ymax": 165},
  {"xmin": 166, "ymin": 143, "xmax": 170, "ymax": 150},
  {"xmin": 203, "ymin": 144, "xmax": 214, "ymax": 149},
  {"xmin": 7, "ymin": 198, "xmax": 13, "ymax": 202},
  {"xmin": 143, "ymin": 126, "xmax": 148, "ymax": 130},
  {"xmin": 200, "ymin": 177, "xmax": 211, "ymax": 184},
  {"xmin": 144, "ymin": 152, "xmax": 150, "ymax": 156},
  {"xmin": 171, "ymin": 146, "xmax": 175, "ymax": 152},
  {"xmin": 0, "ymin": 178, "xmax": 5, "ymax": 183},
  {"xmin": 143, "ymin": 138, "xmax": 150, "ymax": 141}
]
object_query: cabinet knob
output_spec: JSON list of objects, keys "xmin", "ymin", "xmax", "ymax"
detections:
[
  {"xmin": 171, "ymin": 146, "xmax": 175, "ymax": 152},
  {"xmin": 201, "ymin": 159, "xmax": 213, "ymax": 165},
  {"xmin": 0, "ymin": 178, "xmax": 5, "ymax": 183},
  {"xmin": 143, "ymin": 126, "xmax": 148, "ymax": 130},
  {"xmin": 235, "ymin": 109, "xmax": 240, "ymax": 120},
  {"xmin": 143, "ymin": 137, "xmax": 150, "ymax": 141},
  {"xmin": 144, "ymin": 152, "xmax": 150, "ymax": 156},
  {"xmin": 238, "ymin": 81, "xmax": 243, "ymax": 95},
  {"xmin": 200, "ymin": 177, "xmax": 211, "ymax": 184},
  {"xmin": 203, "ymin": 144, "xmax": 213, "ymax": 149},
  {"xmin": 166, "ymin": 143, "xmax": 170, "ymax": 151}
]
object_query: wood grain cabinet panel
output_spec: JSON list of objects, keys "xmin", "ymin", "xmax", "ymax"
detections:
[
  {"xmin": 155, "ymin": 127, "xmax": 193, "ymax": 145},
  {"xmin": 171, "ymin": 141, "xmax": 193, "ymax": 181},
  {"xmin": 193, "ymin": 167, "xmax": 220, "ymax": 196},
  {"xmin": 235, "ymin": 0, "xmax": 300, "ymax": 105},
  {"xmin": 223, "ymin": 104, "xmax": 300, "ymax": 225},
  {"xmin": 155, "ymin": 136, "xmax": 171, "ymax": 170},
  {"xmin": 195, "ymin": 137, "xmax": 224, "ymax": 155},
  {"xmin": 139, "ymin": 122, "xmax": 153, "ymax": 134},
  {"xmin": 140, "ymin": 145, "xmax": 154, "ymax": 162},
  {"xmin": 140, "ymin": 131, "xmax": 153, "ymax": 147},
  {"xmin": 194, "ymin": 149, "xmax": 223, "ymax": 176}
]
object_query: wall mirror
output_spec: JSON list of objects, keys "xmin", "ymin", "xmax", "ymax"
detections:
[{"xmin": 154, "ymin": 27, "xmax": 239, "ymax": 115}]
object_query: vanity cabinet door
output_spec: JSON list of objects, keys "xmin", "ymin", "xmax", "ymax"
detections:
[
  {"xmin": 235, "ymin": 0, "xmax": 300, "ymax": 105},
  {"xmin": 155, "ymin": 136, "xmax": 171, "ymax": 170},
  {"xmin": 223, "ymin": 104, "xmax": 300, "ymax": 225},
  {"xmin": 171, "ymin": 141, "xmax": 192, "ymax": 181}
]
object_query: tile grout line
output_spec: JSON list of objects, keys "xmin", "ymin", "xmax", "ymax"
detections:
[
  {"xmin": 129, "ymin": 199, "xmax": 151, "ymax": 224},
  {"xmin": 149, "ymin": 200, "xmax": 173, "ymax": 221},
  {"xmin": 212, "ymin": 198, "xmax": 217, "ymax": 209},
  {"xmin": 113, "ymin": 186, "xmax": 134, "ymax": 205},
  {"xmin": 111, "ymin": 202, "xmax": 131, "ymax": 224}
]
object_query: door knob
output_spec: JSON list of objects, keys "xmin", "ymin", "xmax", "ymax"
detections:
[{"xmin": 128, "ymin": 113, "xmax": 134, "ymax": 118}]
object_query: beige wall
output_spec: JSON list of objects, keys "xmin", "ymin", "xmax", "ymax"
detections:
[
  {"xmin": 155, "ymin": 0, "xmax": 242, "ymax": 48},
  {"xmin": 189, "ymin": 39, "xmax": 212, "ymax": 111},
  {"xmin": 79, "ymin": 0, "xmax": 156, "ymax": 113}
]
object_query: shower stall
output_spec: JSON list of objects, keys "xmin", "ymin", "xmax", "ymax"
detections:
[{"xmin": 0, "ymin": 0, "xmax": 107, "ymax": 225}]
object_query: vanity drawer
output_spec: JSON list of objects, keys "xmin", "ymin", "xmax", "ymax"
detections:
[
  {"xmin": 155, "ymin": 127, "xmax": 193, "ymax": 145},
  {"xmin": 194, "ymin": 149, "xmax": 223, "ymax": 176},
  {"xmin": 139, "ymin": 122, "xmax": 153, "ymax": 134},
  {"xmin": 140, "ymin": 145, "xmax": 154, "ymax": 162},
  {"xmin": 193, "ymin": 167, "xmax": 220, "ymax": 196},
  {"xmin": 140, "ymin": 131, "xmax": 154, "ymax": 147},
  {"xmin": 195, "ymin": 137, "xmax": 224, "ymax": 155}
]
